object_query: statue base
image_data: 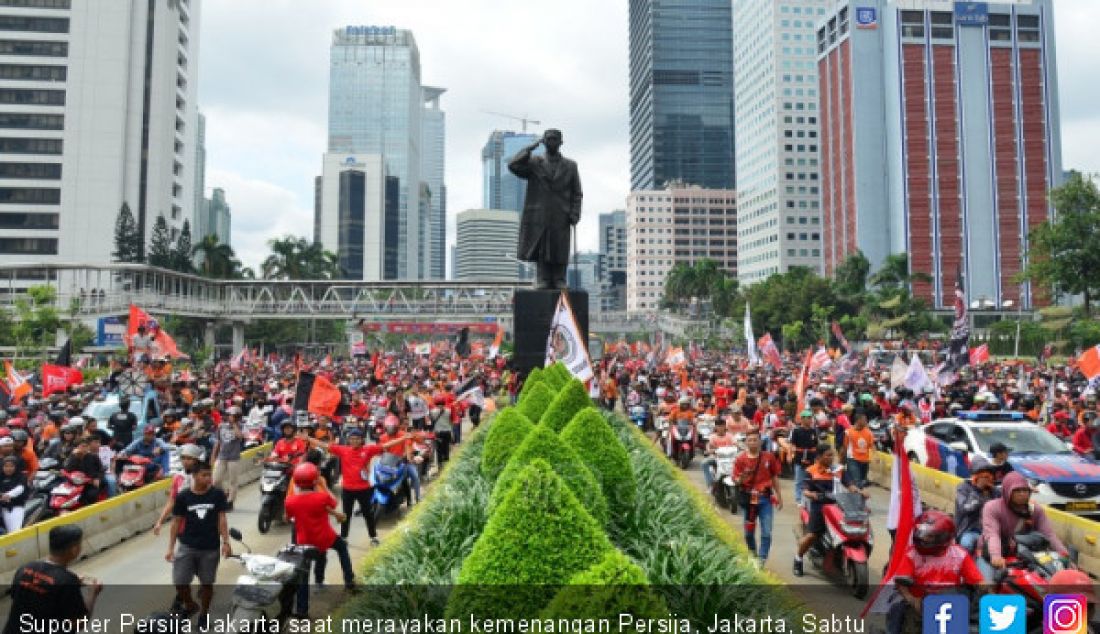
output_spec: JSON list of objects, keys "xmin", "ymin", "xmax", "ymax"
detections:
[{"xmin": 512, "ymin": 289, "xmax": 589, "ymax": 377}]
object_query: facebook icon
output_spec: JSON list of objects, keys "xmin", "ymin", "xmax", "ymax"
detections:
[{"xmin": 923, "ymin": 595, "xmax": 969, "ymax": 634}]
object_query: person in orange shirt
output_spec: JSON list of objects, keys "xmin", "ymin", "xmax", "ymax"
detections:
[
  {"xmin": 600, "ymin": 376, "xmax": 620, "ymax": 412},
  {"xmin": 842, "ymin": 412, "xmax": 875, "ymax": 488}
]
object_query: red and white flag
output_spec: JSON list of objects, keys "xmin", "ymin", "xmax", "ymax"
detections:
[
  {"xmin": 1, "ymin": 361, "xmax": 30, "ymax": 404},
  {"xmin": 757, "ymin": 333, "xmax": 782, "ymax": 370},
  {"xmin": 809, "ymin": 346, "xmax": 832, "ymax": 373},
  {"xmin": 41, "ymin": 364, "xmax": 83, "ymax": 396},
  {"xmin": 863, "ymin": 430, "xmax": 917, "ymax": 617},
  {"xmin": 229, "ymin": 348, "xmax": 250, "ymax": 370},
  {"xmin": 489, "ymin": 327, "xmax": 504, "ymax": 359},
  {"xmin": 969, "ymin": 344, "xmax": 990, "ymax": 366},
  {"xmin": 1078, "ymin": 345, "xmax": 1100, "ymax": 381}
]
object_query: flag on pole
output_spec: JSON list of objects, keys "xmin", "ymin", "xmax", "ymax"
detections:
[
  {"xmin": 863, "ymin": 432, "xmax": 917, "ymax": 617},
  {"xmin": 414, "ymin": 343, "xmax": 431, "ymax": 356},
  {"xmin": 489, "ymin": 327, "xmax": 504, "ymax": 359},
  {"xmin": 758, "ymin": 333, "xmax": 782, "ymax": 370},
  {"xmin": 831, "ymin": 321, "xmax": 851, "ymax": 353},
  {"xmin": 903, "ymin": 354, "xmax": 931, "ymax": 392},
  {"xmin": 969, "ymin": 344, "xmax": 990, "ymax": 366},
  {"xmin": 293, "ymin": 371, "xmax": 347, "ymax": 416},
  {"xmin": 41, "ymin": 364, "xmax": 83, "ymax": 396},
  {"xmin": 320, "ymin": 353, "xmax": 333, "ymax": 368},
  {"xmin": 55, "ymin": 338, "xmax": 72, "ymax": 367},
  {"xmin": 664, "ymin": 347, "xmax": 686, "ymax": 368},
  {"xmin": 794, "ymin": 349, "xmax": 812, "ymax": 415},
  {"xmin": 1077, "ymin": 345, "xmax": 1100, "ymax": 381},
  {"xmin": 1, "ymin": 361, "xmax": 30, "ymax": 404},
  {"xmin": 809, "ymin": 347, "xmax": 832, "ymax": 373},
  {"xmin": 745, "ymin": 303, "xmax": 760, "ymax": 365},
  {"xmin": 229, "ymin": 348, "xmax": 250, "ymax": 371},
  {"xmin": 890, "ymin": 356, "xmax": 909, "ymax": 390},
  {"xmin": 125, "ymin": 305, "xmax": 189, "ymax": 359},
  {"xmin": 544, "ymin": 291, "xmax": 594, "ymax": 382},
  {"xmin": 946, "ymin": 268, "xmax": 970, "ymax": 371}
]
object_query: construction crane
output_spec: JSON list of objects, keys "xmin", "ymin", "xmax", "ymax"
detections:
[{"xmin": 482, "ymin": 110, "xmax": 542, "ymax": 133}]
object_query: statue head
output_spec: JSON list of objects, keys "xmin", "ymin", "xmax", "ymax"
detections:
[{"xmin": 543, "ymin": 129, "xmax": 563, "ymax": 153}]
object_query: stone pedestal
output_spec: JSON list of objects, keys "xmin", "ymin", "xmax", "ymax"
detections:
[{"xmin": 512, "ymin": 289, "xmax": 589, "ymax": 376}]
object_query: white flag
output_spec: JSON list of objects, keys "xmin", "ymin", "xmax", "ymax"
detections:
[
  {"xmin": 903, "ymin": 354, "xmax": 931, "ymax": 393},
  {"xmin": 890, "ymin": 356, "xmax": 909, "ymax": 390},
  {"xmin": 545, "ymin": 292, "xmax": 594, "ymax": 382},
  {"xmin": 744, "ymin": 303, "xmax": 760, "ymax": 365}
]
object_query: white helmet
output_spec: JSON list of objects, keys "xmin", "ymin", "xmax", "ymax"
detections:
[{"xmin": 179, "ymin": 444, "xmax": 205, "ymax": 460}]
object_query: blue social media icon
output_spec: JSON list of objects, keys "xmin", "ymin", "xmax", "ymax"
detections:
[
  {"xmin": 924, "ymin": 595, "xmax": 970, "ymax": 634},
  {"xmin": 981, "ymin": 595, "xmax": 1026, "ymax": 634}
]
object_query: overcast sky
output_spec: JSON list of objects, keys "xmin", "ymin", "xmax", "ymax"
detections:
[{"xmin": 196, "ymin": 0, "xmax": 1100, "ymax": 272}]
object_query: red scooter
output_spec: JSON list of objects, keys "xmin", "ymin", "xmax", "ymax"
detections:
[
  {"xmin": 991, "ymin": 532, "xmax": 1076, "ymax": 632},
  {"xmin": 48, "ymin": 471, "xmax": 105, "ymax": 515},
  {"xmin": 799, "ymin": 489, "xmax": 874, "ymax": 599},
  {"xmin": 669, "ymin": 419, "xmax": 696, "ymax": 470},
  {"xmin": 118, "ymin": 455, "xmax": 157, "ymax": 493}
]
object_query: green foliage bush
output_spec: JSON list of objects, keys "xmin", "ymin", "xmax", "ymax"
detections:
[
  {"xmin": 540, "ymin": 550, "xmax": 668, "ymax": 621},
  {"xmin": 480, "ymin": 407, "xmax": 535, "ymax": 481},
  {"xmin": 538, "ymin": 378, "xmax": 593, "ymax": 433},
  {"xmin": 560, "ymin": 408, "xmax": 636, "ymax": 518},
  {"xmin": 517, "ymin": 367, "xmax": 546, "ymax": 402},
  {"xmin": 448, "ymin": 459, "xmax": 613, "ymax": 618},
  {"xmin": 491, "ymin": 425, "xmax": 608, "ymax": 526},
  {"xmin": 517, "ymin": 381, "xmax": 555, "ymax": 422},
  {"xmin": 542, "ymin": 362, "xmax": 570, "ymax": 391}
]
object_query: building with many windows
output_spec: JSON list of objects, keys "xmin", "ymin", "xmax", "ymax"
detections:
[
  {"xmin": 817, "ymin": 0, "xmax": 1062, "ymax": 309},
  {"xmin": 628, "ymin": 0, "xmax": 735, "ymax": 192},
  {"xmin": 599, "ymin": 210, "xmax": 627, "ymax": 311},
  {"xmin": 733, "ymin": 0, "xmax": 832, "ymax": 285},
  {"xmin": 0, "ymin": 0, "xmax": 202, "ymax": 269},
  {"xmin": 317, "ymin": 153, "xmax": 399, "ymax": 281},
  {"xmin": 421, "ymin": 86, "xmax": 445, "ymax": 279},
  {"xmin": 482, "ymin": 130, "xmax": 538, "ymax": 213},
  {"xmin": 626, "ymin": 184, "xmax": 737, "ymax": 313},
  {"xmin": 454, "ymin": 209, "xmax": 520, "ymax": 281}
]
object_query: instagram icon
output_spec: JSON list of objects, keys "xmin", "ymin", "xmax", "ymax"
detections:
[{"xmin": 1045, "ymin": 595, "xmax": 1088, "ymax": 634}]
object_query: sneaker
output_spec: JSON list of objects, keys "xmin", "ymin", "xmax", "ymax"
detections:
[
  {"xmin": 196, "ymin": 613, "xmax": 211, "ymax": 633},
  {"xmin": 225, "ymin": 502, "xmax": 234, "ymax": 512},
  {"xmin": 370, "ymin": 537, "xmax": 380, "ymax": 546},
  {"xmin": 792, "ymin": 559, "xmax": 804, "ymax": 577},
  {"xmin": 345, "ymin": 582, "xmax": 359, "ymax": 593}
]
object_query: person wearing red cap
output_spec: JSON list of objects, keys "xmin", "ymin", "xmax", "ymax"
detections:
[
  {"xmin": 1048, "ymin": 410, "xmax": 1074, "ymax": 439},
  {"xmin": 284, "ymin": 462, "xmax": 352, "ymax": 618}
]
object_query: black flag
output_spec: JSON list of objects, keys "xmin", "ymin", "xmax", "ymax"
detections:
[
  {"xmin": 946, "ymin": 267, "xmax": 970, "ymax": 371},
  {"xmin": 455, "ymin": 327, "xmax": 471, "ymax": 357},
  {"xmin": 55, "ymin": 338, "xmax": 72, "ymax": 367}
]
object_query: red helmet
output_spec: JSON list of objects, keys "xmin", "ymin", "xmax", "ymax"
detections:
[
  {"xmin": 292, "ymin": 463, "xmax": 320, "ymax": 489},
  {"xmin": 0, "ymin": 428, "xmax": 9, "ymax": 438},
  {"xmin": 912, "ymin": 510, "xmax": 955, "ymax": 556},
  {"xmin": 1049, "ymin": 569, "xmax": 1097, "ymax": 602}
]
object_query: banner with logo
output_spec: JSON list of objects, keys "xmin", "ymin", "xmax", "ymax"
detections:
[{"xmin": 544, "ymin": 291, "xmax": 594, "ymax": 382}]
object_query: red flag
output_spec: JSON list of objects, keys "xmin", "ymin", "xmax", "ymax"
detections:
[
  {"xmin": 969, "ymin": 344, "xmax": 990, "ymax": 366},
  {"xmin": 1078, "ymin": 345, "xmax": 1100, "ymax": 381},
  {"xmin": 293, "ymin": 371, "xmax": 344, "ymax": 417},
  {"xmin": 1, "ymin": 361, "xmax": 30, "ymax": 404},
  {"xmin": 862, "ymin": 430, "xmax": 916, "ymax": 617},
  {"xmin": 831, "ymin": 321, "xmax": 851, "ymax": 352},
  {"xmin": 41, "ymin": 364, "xmax": 83, "ymax": 396},
  {"xmin": 125, "ymin": 305, "xmax": 188, "ymax": 359},
  {"xmin": 489, "ymin": 327, "xmax": 504, "ymax": 359},
  {"xmin": 795, "ymin": 349, "xmax": 812, "ymax": 415},
  {"xmin": 758, "ymin": 333, "xmax": 782, "ymax": 370}
]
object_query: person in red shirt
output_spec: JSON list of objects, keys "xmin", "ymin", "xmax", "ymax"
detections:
[
  {"xmin": 378, "ymin": 415, "xmax": 421, "ymax": 503},
  {"xmin": 284, "ymin": 463, "xmax": 352, "ymax": 618},
  {"xmin": 308, "ymin": 428, "xmax": 411, "ymax": 545},
  {"xmin": 732, "ymin": 430, "xmax": 782, "ymax": 563},
  {"xmin": 1072, "ymin": 420, "xmax": 1095, "ymax": 457},
  {"xmin": 888, "ymin": 511, "xmax": 984, "ymax": 634},
  {"xmin": 270, "ymin": 421, "xmax": 307, "ymax": 463}
]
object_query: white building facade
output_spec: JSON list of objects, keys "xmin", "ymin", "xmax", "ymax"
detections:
[
  {"xmin": 733, "ymin": 0, "xmax": 832, "ymax": 285},
  {"xmin": 454, "ymin": 209, "xmax": 519, "ymax": 281},
  {"xmin": 0, "ymin": 0, "xmax": 202, "ymax": 269},
  {"xmin": 318, "ymin": 153, "xmax": 397, "ymax": 282}
]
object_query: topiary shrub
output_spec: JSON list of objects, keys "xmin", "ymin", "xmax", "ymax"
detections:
[
  {"xmin": 480, "ymin": 407, "xmax": 535, "ymax": 481},
  {"xmin": 517, "ymin": 381, "xmax": 555, "ymax": 423},
  {"xmin": 540, "ymin": 549, "xmax": 668, "ymax": 621},
  {"xmin": 447, "ymin": 459, "xmax": 613, "ymax": 619},
  {"xmin": 491, "ymin": 424, "xmax": 608, "ymax": 525},
  {"xmin": 538, "ymin": 378, "xmax": 593, "ymax": 433},
  {"xmin": 517, "ymin": 367, "xmax": 546, "ymax": 402},
  {"xmin": 560, "ymin": 407, "xmax": 636, "ymax": 517},
  {"xmin": 542, "ymin": 362, "xmax": 570, "ymax": 390}
]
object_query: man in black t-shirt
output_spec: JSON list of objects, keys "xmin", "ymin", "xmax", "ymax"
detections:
[
  {"xmin": 789, "ymin": 410, "xmax": 820, "ymax": 506},
  {"xmin": 107, "ymin": 399, "xmax": 138, "ymax": 449},
  {"xmin": 4, "ymin": 525, "xmax": 102, "ymax": 634},
  {"xmin": 63, "ymin": 437, "xmax": 104, "ymax": 505},
  {"xmin": 166, "ymin": 462, "xmax": 230, "ymax": 627}
]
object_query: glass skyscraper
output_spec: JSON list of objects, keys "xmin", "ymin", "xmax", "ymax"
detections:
[
  {"xmin": 629, "ymin": 0, "xmax": 736, "ymax": 191},
  {"xmin": 329, "ymin": 26, "xmax": 424, "ymax": 279},
  {"xmin": 481, "ymin": 130, "xmax": 539, "ymax": 212}
]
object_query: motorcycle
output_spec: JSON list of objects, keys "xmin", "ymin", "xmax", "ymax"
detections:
[
  {"xmin": 696, "ymin": 415, "xmax": 716, "ymax": 451},
  {"xmin": 226, "ymin": 527, "xmax": 315, "ymax": 627},
  {"xmin": 117, "ymin": 455, "xmax": 157, "ymax": 493},
  {"xmin": 243, "ymin": 423, "xmax": 265, "ymax": 451},
  {"xmin": 670, "ymin": 420, "xmax": 696, "ymax": 470},
  {"xmin": 257, "ymin": 460, "xmax": 293, "ymax": 534},
  {"xmin": 868, "ymin": 419, "xmax": 892, "ymax": 453},
  {"xmin": 799, "ymin": 489, "xmax": 873, "ymax": 599},
  {"xmin": 710, "ymin": 445, "xmax": 741, "ymax": 513},
  {"xmin": 411, "ymin": 431, "xmax": 436, "ymax": 479},
  {"xmin": 990, "ymin": 532, "xmax": 1076, "ymax": 632},
  {"xmin": 48, "ymin": 470, "xmax": 103, "ymax": 515},
  {"xmin": 629, "ymin": 405, "xmax": 648, "ymax": 432},
  {"xmin": 22, "ymin": 458, "xmax": 63, "ymax": 526},
  {"xmin": 369, "ymin": 452, "xmax": 413, "ymax": 524}
]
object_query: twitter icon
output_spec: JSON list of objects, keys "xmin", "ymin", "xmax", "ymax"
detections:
[{"xmin": 981, "ymin": 595, "xmax": 1026, "ymax": 634}]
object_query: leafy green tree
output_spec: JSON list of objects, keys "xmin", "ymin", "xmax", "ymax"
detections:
[
  {"xmin": 1023, "ymin": 172, "xmax": 1100, "ymax": 314},
  {"xmin": 171, "ymin": 219, "xmax": 194, "ymax": 273},
  {"xmin": 662, "ymin": 259, "xmax": 739, "ymax": 318},
  {"xmin": 833, "ymin": 250, "xmax": 871, "ymax": 301},
  {"xmin": 13, "ymin": 285, "xmax": 60, "ymax": 352},
  {"xmin": 192, "ymin": 234, "xmax": 244, "ymax": 279},
  {"xmin": 148, "ymin": 215, "xmax": 173, "ymax": 268},
  {"xmin": 261, "ymin": 235, "xmax": 340, "ymax": 280},
  {"xmin": 112, "ymin": 203, "xmax": 142, "ymax": 263}
]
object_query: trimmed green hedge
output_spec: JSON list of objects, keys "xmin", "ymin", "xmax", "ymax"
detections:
[
  {"xmin": 540, "ymin": 549, "xmax": 668, "ymax": 620},
  {"xmin": 447, "ymin": 459, "xmax": 613, "ymax": 618},
  {"xmin": 543, "ymin": 361, "xmax": 571, "ymax": 390},
  {"xmin": 517, "ymin": 366, "xmax": 546, "ymax": 402},
  {"xmin": 491, "ymin": 424, "xmax": 608, "ymax": 526},
  {"xmin": 538, "ymin": 378, "xmax": 593, "ymax": 433},
  {"xmin": 517, "ymin": 381, "xmax": 555, "ymax": 422},
  {"xmin": 561, "ymin": 407, "xmax": 636, "ymax": 518},
  {"xmin": 479, "ymin": 407, "xmax": 535, "ymax": 481}
]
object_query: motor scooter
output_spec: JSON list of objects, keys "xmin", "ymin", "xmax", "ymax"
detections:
[
  {"xmin": 48, "ymin": 471, "xmax": 104, "ymax": 515},
  {"xmin": 226, "ymin": 527, "xmax": 315, "ymax": 626},
  {"xmin": 629, "ymin": 405, "xmax": 648, "ymax": 431},
  {"xmin": 369, "ymin": 452, "xmax": 412, "ymax": 525},
  {"xmin": 118, "ymin": 455, "xmax": 158, "ymax": 493},
  {"xmin": 991, "ymin": 532, "xmax": 1076, "ymax": 632},
  {"xmin": 710, "ymin": 445, "xmax": 740, "ymax": 513},
  {"xmin": 22, "ymin": 458, "xmax": 62, "ymax": 526},
  {"xmin": 696, "ymin": 414, "xmax": 716, "ymax": 451},
  {"xmin": 798, "ymin": 489, "xmax": 874, "ymax": 599},
  {"xmin": 670, "ymin": 419, "xmax": 696, "ymax": 470},
  {"xmin": 257, "ymin": 460, "xmax": 293, "ymax": 534}
]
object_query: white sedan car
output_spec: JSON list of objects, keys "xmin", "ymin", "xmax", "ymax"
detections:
[{"xmin": 903, "ymin": 411, "xmax": 1100, "ymax": 516}]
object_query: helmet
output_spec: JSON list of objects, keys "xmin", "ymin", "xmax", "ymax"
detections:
[
  {"xmin": 0, "ymin": 428, "xmax": 9, "ymax": 438},
  {"xmin": 679, "ymin": 396, "xmax": 691, "ymax": 407},
  {"xmin": 969, "ymin": 456, "xmax": 996, "ymax": 475},
  {"xmin": 179, "ymin": 444, "xmax": 205, "ymax": 460},
  {"xmin": 346, "ymin": 428, "xmax": 365, "ymax": 438},
  {"xmin": 68, "ymin": 416, "xmax": 85, "ymax": 427},
  {"xmin": 912, "ymin": 510, "xmax": 955, "ymax": 556},
  {"xmin": 1049, "ymin": 570, "xmax": 1097, "ymax": 602},
  {"xmin": 10, "ymin": 430, "xmax": 28, "ymax": 443},
  {"xmin": 292, "ymin": 463, "xmax": 320, "ymax": 488}
]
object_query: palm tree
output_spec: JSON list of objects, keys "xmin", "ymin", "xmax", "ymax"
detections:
[
  {"xmin": 192, "ymin": 235, "xmax": 242, "ymax": 279},
  {"xmin": 261, "ymin": 236, "xmax": 340, "ymax": 280}
]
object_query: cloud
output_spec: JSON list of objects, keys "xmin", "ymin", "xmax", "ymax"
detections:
[{"xmin": 205, "ymin": 168, "xmax": 308, "ymax": 270}]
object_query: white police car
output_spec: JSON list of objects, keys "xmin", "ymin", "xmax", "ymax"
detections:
[{"xmin": 903, "ymin": 411, "xmax": 1100, "ymax": 516}]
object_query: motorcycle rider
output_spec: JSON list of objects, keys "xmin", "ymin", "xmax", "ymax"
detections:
[
  {"xmin": 118, "ymin": 426, "xmax": 171, "ymax": 481},
  {"xmin": 953, "ymin": 456, "xmax": 998, "ymax": 556},
  {"xmin": 62, "ymin": 436, "xmax": 104, "ymax": 507},
  {"xmin": 793, "ymin": 443, "xmax": 862, "ymax": 577},
  {"xmin": 732, "ymin": 429, "xmax": 782, "ymax": 565},
  {"xmin": 270, "ymin": 420, "xmax": 307, "ymax": 464},
  {"xmin": 107, "ymin": 398, "xmax": 137, "ymax": 450},
  {"xmin": 379, "ymin": 415, "xmax": 420, "ymax": 504},
  {"xmin": 664, "ymin": 395, "xmax": 696, "ymax": 458},
  {"xmin": 987, "ymin": 442, "xmax": 1014, "ymax": 484},
  {"xmin": 887, "ymin": 511, "xmax": 985, "ymax": 634},
  {"xmin": 701, "ymin": 418, "xmax": 737, "ymax": 490},
  {"xmin": 980, "ymin": 470, "xmax": 1069, "ymax": 582},
  {"xmin": 789, "ymin": 410, "xmax": 819, "ymax": 505}
]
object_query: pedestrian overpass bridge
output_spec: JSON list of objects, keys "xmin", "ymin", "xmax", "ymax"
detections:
[{"xmin": 0, "ymin": 263, "xmax": 652, "ymax": 334}]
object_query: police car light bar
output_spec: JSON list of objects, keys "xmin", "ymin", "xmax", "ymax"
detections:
[{"xmin": 956, "ymin": 410, "xmax": 1025, "ymax": 422}]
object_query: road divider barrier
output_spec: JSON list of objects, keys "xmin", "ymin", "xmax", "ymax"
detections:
[
  {"xmin": 866, "ymin": 448, "xmax": 1100, "ymax": 577},
  {"xmin": 0, "ymin": 443, "xmax": 271, "ymax": 594}
]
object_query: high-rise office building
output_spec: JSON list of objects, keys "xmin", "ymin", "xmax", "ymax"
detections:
[
  {"xmin": 454, "ymin": 209, "xmax": 520, "ymax": 281},
  {"xmin": 599, "ymin": 210, "xmax": 627, "ymax": 311},
  {"xmin": 317, "ymin": 153, "xmax": 400, "ymax": 281},
  {"xmin": 626, "ymin": 184, "xmax": 737, "ymax": 313},
  {"xmin": 421, "ymin": 86, "xmax": 446, "ymax": 279},
  {"xmin": 205, "ymin": 187, "xmax": 230, "ymax": 247},
  {"xmin": 628, "ymin": 0, "xmax": 735, "ymax": 192},
  {"xmin": 733, "ymin": 0, "xmax": 832, "ymax": 285},
  {"xmin": 328, "ymin": 26, "xmax": 426, "ymax": 279},
  {"xmin": 482, "ymin": 130, "xmax": 538, "ymax": 212},
  {"xmin": 193, "ymin": 111, "xmax": 206, "ymax": 238},
  {"xmin": 0, "ymin": 0, "xmax": 202, "ymax": 269},
  {"xmin": 568, "ymin": 252, "xmax": 605, "ymax": 315},
  {"xmin": 817, "ymin": 0, "xmax": 1062, "ymax": 309}
]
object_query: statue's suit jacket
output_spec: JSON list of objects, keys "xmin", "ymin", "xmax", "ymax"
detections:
[{"xmin": 508, "ymin": 147, "xmax": 583, "ymax": 265}]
